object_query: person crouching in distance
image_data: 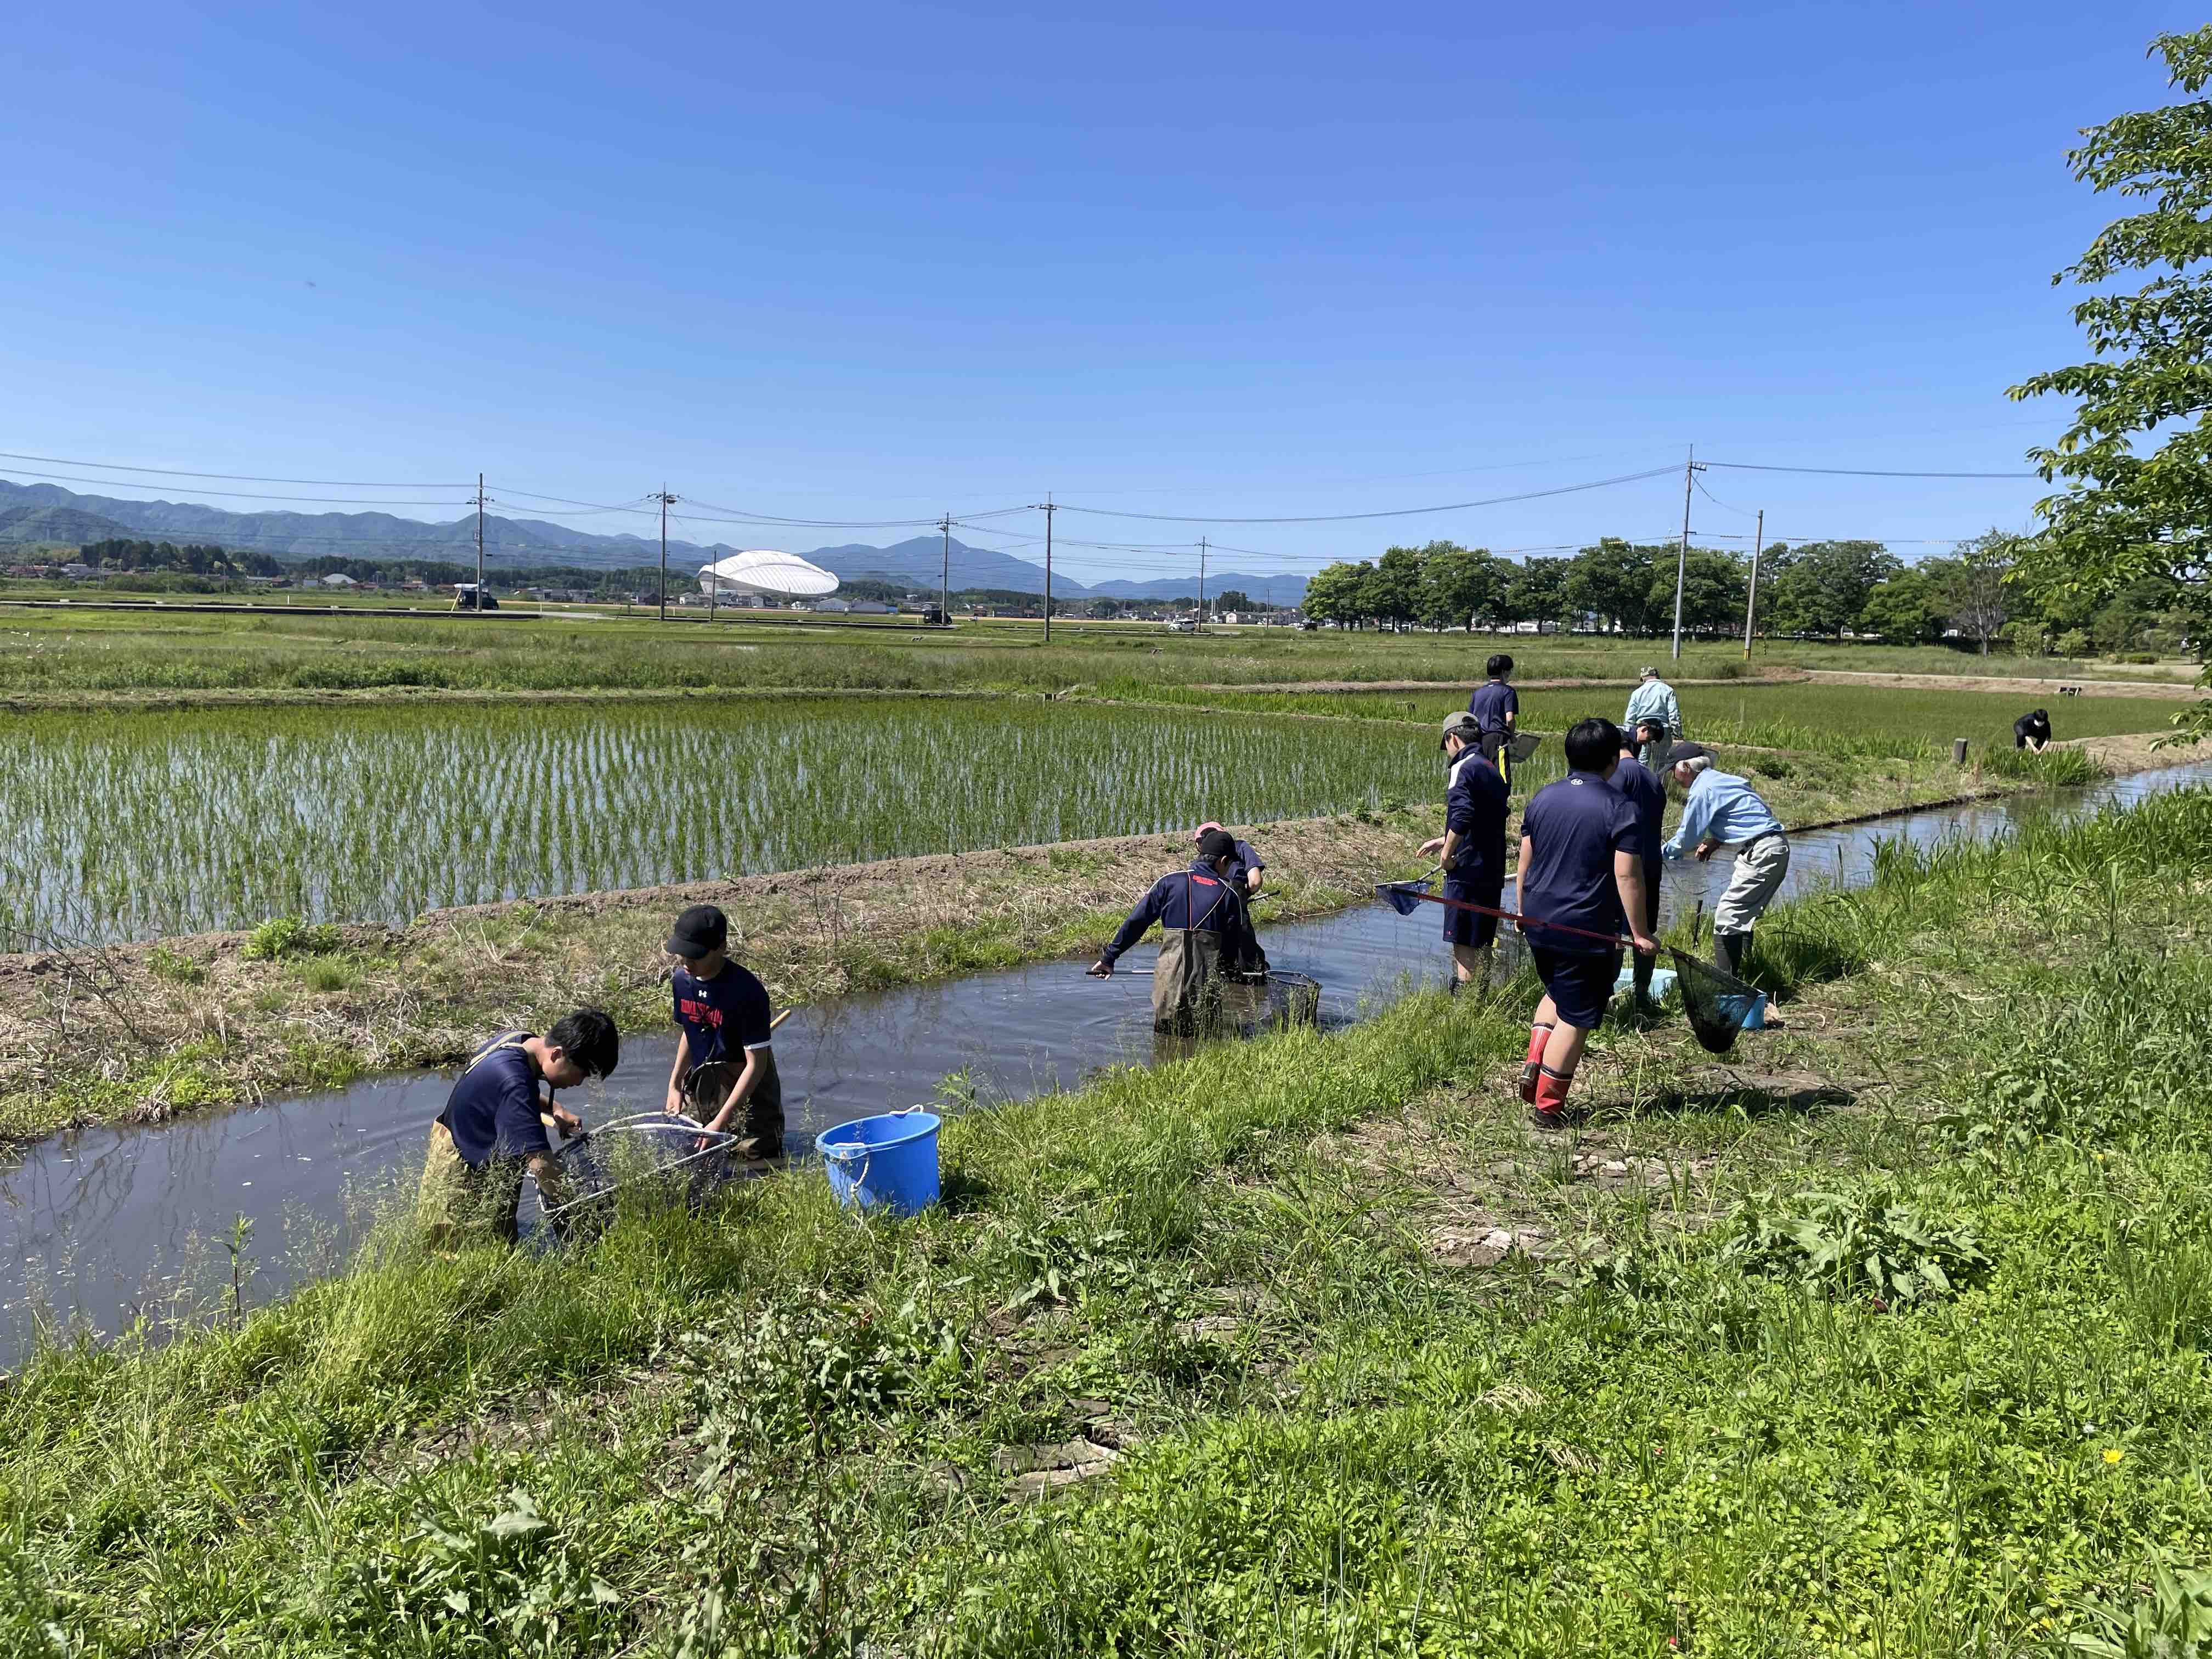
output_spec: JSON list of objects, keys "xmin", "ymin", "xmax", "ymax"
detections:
[{"xmin": 1418, "ymin": 712, "xmax": 1509, "ymax": 992}]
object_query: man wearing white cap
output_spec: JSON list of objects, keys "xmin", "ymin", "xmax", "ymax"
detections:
[
  {"xmin": 1623, "ymin": 667, "xmax": 1682, "ymax": 772},
  {"xmin": 1660, "ymin": 742, "xmax": 1789, "ymax": 978}
]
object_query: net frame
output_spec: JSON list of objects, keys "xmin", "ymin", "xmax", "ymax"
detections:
[
  {"xmin": 545, "ymin": 1111, "xmax": 741, "ymax": 1223},
  {"xmin": 1375, "ymin": 878, "xmax": 1761, "ymax": 1054}
]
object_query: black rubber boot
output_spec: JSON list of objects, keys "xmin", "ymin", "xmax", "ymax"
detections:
[{"xmin": 1715, "ymin": 930, "xmax": 1749, "ymax": 978}]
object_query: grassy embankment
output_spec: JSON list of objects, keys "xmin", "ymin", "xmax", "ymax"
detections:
[
  {"xmin": 9, "ymin": 781, "xmax": 2212, "ymax": 1654},
  {"xmin": 1, "ymin": 601, "xmax": 2199, "ymax": 702},
  {"xmin": 0, "ymin": 707, "xmax": 2099, "ymax": 1146}
]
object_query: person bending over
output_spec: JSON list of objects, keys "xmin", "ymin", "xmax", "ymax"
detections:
[
  {"xmin": 1090, "ymin": 828, "xmax": 1267, "ymax": 1032},
  {"xmin": 2014, "ymin": 708, "xmax": 2053, "ymax": 752},
  {"xmin": 1194, "ymin": 820, "xmax": 1266, "ymax": 898},
  {"xmin": 1419, "ymin": 712, "xmax": 1509, "ymax": 991},
  {"xmin": 419, "ymin": 1008, "xmax": 620, "ymax": 1248},
  {"xmin": 1515, "ymin": 718, "xmax": 1659, "ymax": 1128},
  {"xmin": 1660, "ymin": 743, "xmax": 1790, "ymax": 979}
]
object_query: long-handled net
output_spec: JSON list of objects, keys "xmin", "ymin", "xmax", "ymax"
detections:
[{"xmin": 1376, "ymin": 878, "xmax": 1763, "ymax": 1054}]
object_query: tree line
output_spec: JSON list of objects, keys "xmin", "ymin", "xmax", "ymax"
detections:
[{"xmin": 1296, "ymin": 533, "xmax": 2192, "ymax": 655}]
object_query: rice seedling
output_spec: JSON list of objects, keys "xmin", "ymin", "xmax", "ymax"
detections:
[{"xmin": 0, "ymin": 695, "xmax": 1489, "ymax": 941}]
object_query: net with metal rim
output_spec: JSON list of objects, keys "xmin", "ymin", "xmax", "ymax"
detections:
[
  {"xmin": 546, "ymin": 1113, "xmax": 741, "ymax": 1226},
  {"xmin": 1375, "ymin": 878, "xmax": 1761, "ymax": 1054}
]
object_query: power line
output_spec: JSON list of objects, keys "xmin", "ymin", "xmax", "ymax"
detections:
[
  {"xmin": 0, "ymin": 449, "xmax": 470, "ymax": 487},
  {"xmin": 0, "ymin": 466, "xmax": 472, "ymax": 506},
  {"xmin": 1706, "ymin": 460, "xmax": 2036, "ymax": 479},
  {"xmin": 1049, "ymin": 464, "xmax": 1680, "ymax": 525}
]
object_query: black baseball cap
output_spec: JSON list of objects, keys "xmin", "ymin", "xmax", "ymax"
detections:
[
  {"xmin": 1664, "ymin": 741, "xmax": 1711, "ymax": 768},
  {"xmin": 1197, "ymin": 828, "xmax": 1238, "ymax": 862},
  {"xmin": 666, "ymin": 904, "xmax": 729, "ymax": 957}
]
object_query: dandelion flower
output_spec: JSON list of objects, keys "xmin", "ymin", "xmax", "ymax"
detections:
[{"xmin": 2104, "ymin": 1448, "xmax": 2124, "ymax": 1465}]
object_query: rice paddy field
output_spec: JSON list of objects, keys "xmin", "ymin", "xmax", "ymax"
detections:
[
  {"xmin": 0, "ymin": 695, "xmax": 1499, "ymax": 943},
  {"xmin": 1109, "ymin": 678, "xmax": 2199, "ymax": 759}
]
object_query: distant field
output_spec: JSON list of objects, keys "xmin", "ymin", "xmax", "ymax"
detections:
[
  {"xmin": 1117, "ymin": 680, "xmax": 2199, "ymax": 759},
  {"xmin": 0, "ymin": 600, "xmax": 2198, "ymax": 698}
]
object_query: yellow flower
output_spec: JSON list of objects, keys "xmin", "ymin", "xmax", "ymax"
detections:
[{"xmin": 2104, "ymin": 1448, "xmax": 2124, "ymax": 1465}]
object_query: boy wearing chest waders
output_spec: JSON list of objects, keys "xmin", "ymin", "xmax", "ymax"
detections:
[
  {"xmin": 1515, "ymin": 718, "xmax": 1660, "ymax": 1128},
  {"xmin": 418, "ymin": 1008, "xmax": 620, "ymax": 1248},
  {"xmin": 663, "ymin": 904, "xmax": 786, "ymax": 1161},
  {"xmin": 1088, "ymin": 828, "xmax": 1268, "ymax": 1033}
]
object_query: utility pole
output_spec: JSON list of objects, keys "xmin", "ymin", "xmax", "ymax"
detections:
[
  {"xmin": 1670, "ymin": 445, "xmax": 1705, "ymax": 662},
  {"xmin": 1742, "ymin": 507, "xmax": 1764, "ymax": 659},
  {"xmin": 1028, "ymin": 495, "xmax": 1056, "ymax": 642},
  {"xmin": 1197, "ymin": 537, "xmax": 1208, "ymax": 633},
  {"xmin": 939, "ymin": 512, "xmax": 952, "ymax": 624},
  {"xmin": 652, "ymin": 487, "xmax": 678, "ymax": 622},
  {"xmin": 471, "ymin": 473, "xmax": 487, "ymax": 603}
]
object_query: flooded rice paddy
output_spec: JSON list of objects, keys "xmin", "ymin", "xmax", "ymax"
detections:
[
  {"xmin": 0, "ymin": 696, "xmax": 1447, "ymax": 943},
  {"xmin": 4, "ymin": 758, "xmax": 2209, "ymax": 1369}
]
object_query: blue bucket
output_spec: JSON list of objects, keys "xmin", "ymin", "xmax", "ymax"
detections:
[{"xmin": 815, "ymin": 1110, "xmax": 941, "ymax": 1217}]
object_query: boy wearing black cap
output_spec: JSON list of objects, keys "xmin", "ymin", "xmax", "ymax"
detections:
[
  {"xmin": 1088, "ymin": 828, "xmax": 1266, "ymax": 1031},
  {"xmin": 664, "ymin": 904, "xmax": 785, "ymax": 1161}
]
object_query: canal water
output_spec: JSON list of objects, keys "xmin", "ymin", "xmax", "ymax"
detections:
[{"xmin": 5, "ymin": 760, "xmax": 2209, "ymax": 1365}]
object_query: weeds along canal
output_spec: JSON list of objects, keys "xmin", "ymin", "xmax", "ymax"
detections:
[{"xmin": 6, "ymin": 758, "xmax": 2212, "ymax": 1368}]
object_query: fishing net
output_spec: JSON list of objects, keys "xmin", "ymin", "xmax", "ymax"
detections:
[
  {"xmin": 1375, "ymin": 878, "xmax": 1761, "ymax": 1054},
  {"xmin": 544, "ymin": 1113, "xmax": 741, "ymax": 1233}
]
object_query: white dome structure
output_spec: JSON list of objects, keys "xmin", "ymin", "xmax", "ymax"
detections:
[{"xmin": 697, "ymin": 548, "xmax": 839, "ymax": 599}]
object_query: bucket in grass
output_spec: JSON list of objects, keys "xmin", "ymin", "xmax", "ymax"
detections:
[
  {"xmin": 1615, "ymin": 966, "xmax": 1678, "ymax": 1002},
  {"xmin": 816, "ymin": 1109, "xmax": 941, "ymax": 1217}
]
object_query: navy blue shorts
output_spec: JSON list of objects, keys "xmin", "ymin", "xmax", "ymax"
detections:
[
  {"xmin": 1441, "ymin": 874, "xmax": 1502, "ymax": 947},
  {"xmin": 1530, "ymin": 943, "xmax": 1622, "ymax": 1030}
]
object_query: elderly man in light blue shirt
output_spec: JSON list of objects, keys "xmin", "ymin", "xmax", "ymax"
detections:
[
  {"xmin": 1623, "ymin": 667, "xmax": 1682, "ymax": 770},
  {"xmin": 1660, "ymin": 741, "xmax": 1788, "ymax": 978}
]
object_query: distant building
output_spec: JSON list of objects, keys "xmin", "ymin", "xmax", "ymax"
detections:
[
  {"xmin": 848, "ymin": 600, "xmax": 894, "ymax": 614},
  {"xmin": 320, "ymin": 572, "xmax": 359, "ymax": 588},
  {"xmin": 61, "ymin": 564, "xmax": 94, "ymax": 579},
  {"xmin": 816, "ymin": 597, "xmax": 852, "ymax": 613}
]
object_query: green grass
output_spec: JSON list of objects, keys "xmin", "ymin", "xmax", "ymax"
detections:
[
  {"xmin": 10, "ymin": 786, "xmax": 2212, "ymax": 1653},
  {"xmin": 1107, "ymin": 678, "xmax": 2198, "ymax": 759},
  {"xmin": 0, "ymin": 695, "xmax": 1491, "ymax": 941}
]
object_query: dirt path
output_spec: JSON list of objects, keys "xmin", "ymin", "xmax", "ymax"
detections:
[{"xmin": 1801, "ymin": 668, "xmax": 2200, "ymax": 698}]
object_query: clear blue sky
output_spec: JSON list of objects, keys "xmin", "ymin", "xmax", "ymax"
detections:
[{"xmin": 1, "ymin": 2, "xmax": 2199, "ymax": 583}]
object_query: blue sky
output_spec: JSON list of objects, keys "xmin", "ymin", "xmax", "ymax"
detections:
[{"xmin": 1, "ymin": 1, "xmax": 2199, "ymax": 583}]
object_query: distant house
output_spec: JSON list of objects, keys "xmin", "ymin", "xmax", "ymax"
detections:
[
  {"xmin": 816, "ymin": 597, "xmax": 852, "ymax": 613},
  {"xmin": 61, "ymin": 563, "xmax": 94, "ymax": 579},
  {"xmin": 5, "ymin": 565, "xmax": 46, "ymax": 579},
  {"xmin": 320, "ymin": 572, "xmax": 359, "ymax": 588}
]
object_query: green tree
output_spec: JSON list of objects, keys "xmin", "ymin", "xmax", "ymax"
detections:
[
  {"xmin": 1649, "ymin": 548, "xmax": 1748, "ymax": 637},
  {"xmin": 1855, "ymin": 571, "xmax": 1947, "ymax": 643},
  {"xmin": 1938, "ymin": 532, "xmax": 2016, "ymax": 654},
  {"xmin": 1763, "ymin": 541, "xmax": 1902, "ymax": 637},
  {"xmin": 1565, "ymin": 538, "xmax": 1661, "ymax": 634},
  {"xmin": 1301, "ymin": 562, "xmax": 1370, "ymax": 627},
  {"xmin": 1414, "ymin": 541, "xmax": 1506, "ymax": 630},
  {"xmin": 1503, "ymin": 557, "xmax": 1570, "ymax": 628},
  {"xmin": 1212, "ymin": 589, "xmax": 1254, "ymax": 614},
  {"xmin": 2008, "ymin": 27, "xmax": 2212, "ymax": 736},
  {"xmin": 1367, "ymin": 545, "xmax": 1425, "ymax": 628}
]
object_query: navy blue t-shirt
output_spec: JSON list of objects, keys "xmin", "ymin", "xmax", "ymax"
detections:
[
  {"xmin": 1223, "ymin": 837, "xmax": 1265, "ymax": 889},
  {"xmin": 673, "ymin": 961, "xmax": 775, "ymax": 1076},
  {"xmin": 1610, "ymin": 754, "xmax": 1666, "ymax": 876},
  {"xmin": 1467, "ymin": 680, "xmax": 1519, "ymax": 734},
  {"xmin": 1517, "ymin": 772, "xmax": 1645, "ymax": 953},
  {"xmin": 438, "ymin": 1032, "xmax": 550, "ymax": 1168},
  {"xmin": 1444, "ymin": 747, "xmax": 1510, "ymax": 888}
]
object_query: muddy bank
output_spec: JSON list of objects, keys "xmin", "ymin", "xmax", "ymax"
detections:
[{"xmin": 1802, "ymin": 667, "xmax": 2202, "ymax": 697}]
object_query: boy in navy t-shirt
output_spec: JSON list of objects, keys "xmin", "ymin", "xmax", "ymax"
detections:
[
  {"xmin": 1466, "ymin": 653, "xmax": 1520, "ymax": 790},
  {"xmin": 662, "ymin": 904, "xmax": 785, "ymax": 1160},
  {"xmin": 419, "ymin": 1008, "xmax": 620, "ymax": 1247},
  {"xmin": 1514, "ymin": 718, "xmax": 1660, "ymax": 1128}
]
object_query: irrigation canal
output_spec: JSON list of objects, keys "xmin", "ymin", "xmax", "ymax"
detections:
[{"xmin": 5, "ymin": 759, "xmax": 2211, "ymax": 1367}]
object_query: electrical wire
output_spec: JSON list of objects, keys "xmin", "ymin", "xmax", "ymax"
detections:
[
  {"xmin": 1049, "ymin": 465, "xmax": 1680, "ymax": 525},
  {"xmin": 0, "ymin": 449, "xmax": 471, "ymax": 488},
  {"xmin": 1706, "ymin": 460, "xmax": 2036, "ymax": 479}
]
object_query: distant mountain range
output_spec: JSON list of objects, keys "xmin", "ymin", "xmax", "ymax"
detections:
[{"xmin": 0, "ymin": 480, "xmax": 1312, "ymax": 606}]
